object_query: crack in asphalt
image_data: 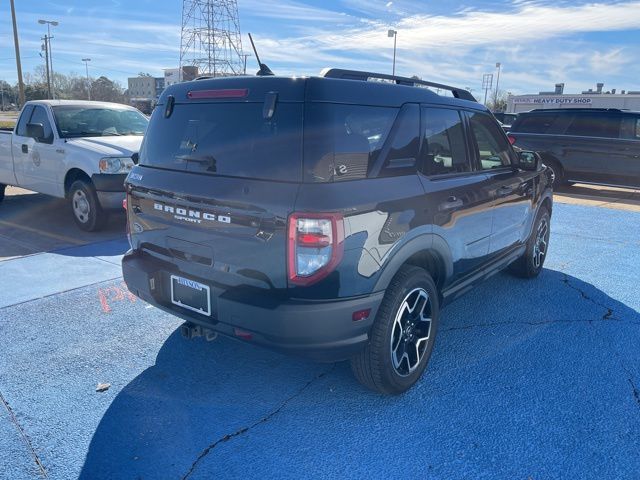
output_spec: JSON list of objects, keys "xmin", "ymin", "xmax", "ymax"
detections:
[
  {"xmin": 561, "ymin": 273, "xmax": 615, "ymax": 320},
  {"xmin": 181, "ymin": 364, "xmax": 336, "ymax": 479},
  {"xmin": 0, "ymin": 390, "xmax": 47, "ymax": 478},
  {"xmin": 441, "ymin": 317, "xmax": 632, "ymax": 332}
]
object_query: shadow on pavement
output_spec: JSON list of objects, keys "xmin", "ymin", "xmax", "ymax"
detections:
[
  {"xmin": 0, "ymin": 191, "xmax": 126, "ymax": 259},
  {"xmin": 78, "ymin": 269, "xmax": 640, "ymax": 479}
]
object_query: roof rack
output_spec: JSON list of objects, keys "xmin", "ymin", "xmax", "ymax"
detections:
[{"xmin": 320, "ymin": 68, "xmax": 476, "ymax": 102}]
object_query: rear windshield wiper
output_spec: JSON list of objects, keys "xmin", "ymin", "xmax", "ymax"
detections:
[{"xmin": 176, "ymin": 154, "xmax": 217, "ymax": 172}]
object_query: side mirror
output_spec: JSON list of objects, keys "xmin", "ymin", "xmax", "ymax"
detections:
[
  {"xmin": 516, "ymin": 150, "xmax": 540, "ymax": 171},
  {"xmin": 26, "ymin": 123, "xmax": 45, "ymax": 142}
]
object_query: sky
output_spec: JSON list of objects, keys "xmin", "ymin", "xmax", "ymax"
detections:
[{"xmin": 1, "ymin": 0, "xmax": 640, "ymax": 96}]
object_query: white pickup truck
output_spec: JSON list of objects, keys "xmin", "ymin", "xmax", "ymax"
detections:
[{"xmin": 0, "ymin": 100, "xmax": 148, "ymax": 231}]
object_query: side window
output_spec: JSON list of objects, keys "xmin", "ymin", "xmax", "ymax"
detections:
[
  {"xmin": 29, "ymin": 106, "xmax": 54, "ymax": 143},
  {"xmin": 620, "ymin": 116, "xmax": 640, "ymax": 140},
  {"xmin": 565, "ymin": 114, "xmax": 620, "ymax": 138},
  {"xmin": 468, "ymin": 112, "xmax": 512, "ymax": 170},
  {"xmin": 15, "ymin": 105, "xmax": 34, "ymax": 137},
  {"xmin": 304, "ymin": 104, "xmax": 397, "ymax": 182},
  {"xmin": 513, "ymin": 113, "xmax": 559, "ymax": 134},
  {"xmin": 372, "ymin": 104, "xmax": 420, "ymax": 177},
  {"xmin": 421, "ymin": 107, "xmax": 470, "ymax": 175}
]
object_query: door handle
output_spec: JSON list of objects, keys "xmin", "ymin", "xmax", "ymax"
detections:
[
  {"xmin": 439, "ymin": 196, "xmax": 464, "ymax": 211},
  {"xmin": 21, "ymin": 144, "xmax": 28, "ymax": 154},
  {"xmin": 496, "ymin": 186, "xmax": 513, "ymax": 198}
]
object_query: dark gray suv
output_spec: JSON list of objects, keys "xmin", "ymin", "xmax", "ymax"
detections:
[
  {"xmin": 122, "ymin": 69, "xmax": 553, "ymax": 394},
  {"xmin": 508, "ymin": 108, "xmax": 640, "ymax": 188}
]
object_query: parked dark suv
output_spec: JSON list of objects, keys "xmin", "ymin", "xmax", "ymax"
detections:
[
  {"xmin": 508, "ymin": 108, "xmax": 640, "ymax": 188},
  {"xmin": 122, "ymin": 69, "xmax": 553, "ymax": 394}
]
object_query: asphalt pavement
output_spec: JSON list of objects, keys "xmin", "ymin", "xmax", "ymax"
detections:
[{"xmin": 0, "ymin": 191, "xmax": 639, "ymax": 479}]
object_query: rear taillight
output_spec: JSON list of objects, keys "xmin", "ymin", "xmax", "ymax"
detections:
[
  {"xmin": 507, "ymin": 134, "xmax": 516, "ymax": 145},
  {"xmin": 288, "ymin": 213, "xmax": 344, "ymax": 286}
]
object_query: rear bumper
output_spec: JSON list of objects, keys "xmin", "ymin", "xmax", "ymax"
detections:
[
  {"xmin": 122, "ymin": 250, "xmax": 384, "ymax": 362},
  {"xmin": 92, "ymin": 174, "xmax": 126, "ymax": 209}
]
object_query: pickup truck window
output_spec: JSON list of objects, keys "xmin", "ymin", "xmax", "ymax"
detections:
[
  {"xmin": 15, "ymin": 105, "xmax": 34, "ymax": 137},
  {"xmin": 52, "ymin": 106, "xmax": 148, "ymax": 138},
  {"xmin": 30, "ymin": 106, "xmax": 54, "ymax": 143}
]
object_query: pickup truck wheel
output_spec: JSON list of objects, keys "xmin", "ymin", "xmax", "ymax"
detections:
[
  {"xmin": 0, "ymin": 184, "xmax": 5, "ymax": 203},
  {"xmin": 69, "ymin": 179, "xmax": 107, "ymax": 232},
  {"xmin": 508, "ymin": 207, "xmax": 550, "ymax": 278},
  {"xmin": 350, "ymin": 265, "xmax": 439, "ymax": 395}
]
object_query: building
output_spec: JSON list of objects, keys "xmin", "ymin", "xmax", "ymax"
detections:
[
  {"xmin": 164, "ymin": 66, "xmax": 199, "ymax": 87},
  {"xmin": 507, "ymin": 82, "xmax": 640, "ymax": 113},
  {"xmin": 127, "ymin": 76, "xmax": 164, "ymax": 101},
  {"xmin": 127, "ymin": 75, "xmax": 165, "ymax": 114}
]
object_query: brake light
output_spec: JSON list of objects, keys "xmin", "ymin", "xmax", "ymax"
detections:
[
  {"xmin": 288, "ymin": 213, "xmax": 345, "ymax": 286},
  {"xmin": 507, "ymin": 134, "xmax": 516, "ymax": 145},
  {"xmin": 122, "ymin": 198, "xmax": 127, "ymax": 210},
  {"xmin": 187, "ymin": 89, "xmax": 248, "ymax": 99}
]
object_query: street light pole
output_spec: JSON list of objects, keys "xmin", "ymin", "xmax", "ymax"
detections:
[
  {"xmin": 39, "ymin": 19, "xmax": 59, "ymax": 99},
  {"xmin": 494, "ymin": 62, "xmax": 502, "ymax": 108},
  {"xmin": 388, "ymin": 29, "xmax": 398, "ymax": 76},
  {"xmin": 10, "ymin": 0, "xmax": 25, "ymax": 106},
  {"xmin": 82, "ymin": 58, "xmax": 91, "ymax": 100}
]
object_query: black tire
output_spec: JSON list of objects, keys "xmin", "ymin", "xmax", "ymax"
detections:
[
  {"xmin": 69, "ymin": 179, "xmax": 107, "ymax": 232},
  {"xmin": 0, "ymin": 184, "xmax": 5, "ymax": 203},
  {"xmin": 508, "ymin": 207, "xmax": 551, "ymax": 278},
  {"xmin": 350, "ymin": 265, "xmax": 439, "ymax": 395},
  {"xmin": 542, "ymin": 158, "xmax": 565, "ymax": 188}
]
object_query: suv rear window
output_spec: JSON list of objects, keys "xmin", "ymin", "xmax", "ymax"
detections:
[{"xmin": 139, "ymin": 102, "xmax": 303, "ymax": 182}]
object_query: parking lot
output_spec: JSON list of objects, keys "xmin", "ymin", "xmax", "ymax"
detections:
[{"xmin": 1, "ymin": 185, "xmax": 639, "ymax": 479}]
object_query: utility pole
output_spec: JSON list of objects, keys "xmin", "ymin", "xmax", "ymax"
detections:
[
  {"xmin": 242, "ymin": 54, "xmax": 251, "ymax": 75},
  {"xmin": 82, "ymin": 58, "xmax": 91, "ymax": 100},
  {"xmin": 39, "ymin": 19, "xmax": 58, "ymax": 99},
  {"xmin": 42, "ymin": 36, "xmax": 51, "ymax": 99},
  {"xmin": 10, "ymin": 0, "xmax": 25, "ymax": 106}
]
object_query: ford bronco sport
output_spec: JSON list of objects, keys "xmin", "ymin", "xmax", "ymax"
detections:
[{"xmin": 122, "ymin": 69, "xmax": 553, "ymax": 394}]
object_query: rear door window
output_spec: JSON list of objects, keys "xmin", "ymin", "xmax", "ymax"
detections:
[
  {"xmin": 303, "ymin": 104, "xmax": 397, "ymax": 182},
  {"xmin": 420, "ymin": 107, "xmax": 470, "ymax": 175},
  {"xmin": 139, "ymin": 102, "xmax": 303, "ymax": 182},
  {"xmin": 565, "ymin": 114, "xmax": 621, "ymax": 138},
  {"xmin": 468, "ymin": 112, "xmax": 513, "ymax": 170}
]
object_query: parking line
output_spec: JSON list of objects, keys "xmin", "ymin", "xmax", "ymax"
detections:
[{"xmin": 0, "ymin": 219, "xmax": 85, "ymax": 246}]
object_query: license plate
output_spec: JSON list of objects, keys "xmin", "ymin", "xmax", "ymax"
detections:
[{"xmin": 170, "ymin": 275, "xmax": 211, "ymax": 316}]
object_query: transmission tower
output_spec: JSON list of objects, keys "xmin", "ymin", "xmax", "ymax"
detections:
[{"xmin": 180, "ymin": 0, "xmax": 244, "ymax": 77}]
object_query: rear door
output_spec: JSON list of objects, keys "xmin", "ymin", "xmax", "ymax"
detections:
[
  {"xmin": 466, "ymin": 111, "xmax": 534, "ymax": 256},
  {"xmin": 608, "ymin": 114, "xmax": 640, "ymax": 187},
  {"xmin": 559, "ymin": 112, "xmax": 623, "ymax": 184},
  {"xmin": 127, "ymin": 88, "xmax": 304, "ymax": 297},
  {"xmin": 418, "ymin": 106, "xmax": 494, "ymax": 283}
]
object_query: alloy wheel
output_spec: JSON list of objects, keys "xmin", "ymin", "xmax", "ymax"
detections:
[
  {"xmin": 390, "ymin": 287, "xmax": 433, "ymax": 377},
  {"xmin": 72, "ymin": 189, "xmax": 90, "ymax": 223}
]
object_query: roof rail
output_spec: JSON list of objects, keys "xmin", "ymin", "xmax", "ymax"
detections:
[
  {"xmin": 320, "ymin": 68, "xmax": 477, "ymax": 102},
  {"xmin": 528, "ymin": 107, "xmax": 624, "ymax": 113}
]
